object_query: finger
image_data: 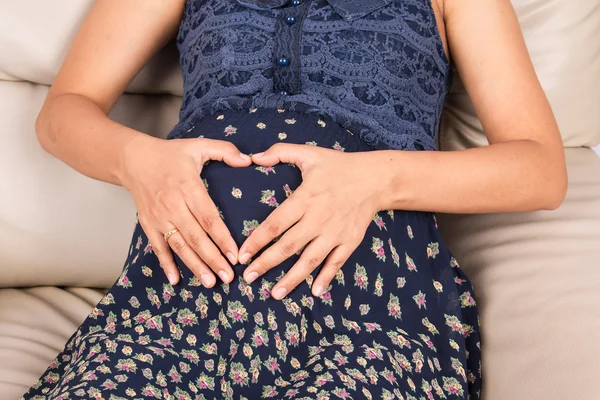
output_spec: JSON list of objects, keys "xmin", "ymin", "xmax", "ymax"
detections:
[
  {"xmin": 270, "ymin": 237, "xmax": 334, "ymax": 300},
  {"xmin": 238, "ymin": 197, "xmax": 305, "ymax": 265},
  {"xmin": 251, "ymin": 142, "xmax": 316, "ymax": 169},
  {"xmin": 311, "ymin": 244, "xmax": 355, "ymax": 297},
  {"xmin": 185, "ymin": 184, "xmax": 240, "ymax": 265},
  {"xmin": 197, "ymin": 139, "xmax": 252, "ymax": 167},
  {"xmin": 243, "ymin": 217, "xmax": 315, "ymax": 284},
  {"xmin": 146, "ymin": 229, "xmax": 180, "ymax": 286},
  {"xmin": 166, "ymin": 230, "xmax": 217, "ymax": 288}
]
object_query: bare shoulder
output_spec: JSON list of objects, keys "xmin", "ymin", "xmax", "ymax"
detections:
[{"xmin": 49, "ymin": 0, "xmax": 186, "ymax": 114}]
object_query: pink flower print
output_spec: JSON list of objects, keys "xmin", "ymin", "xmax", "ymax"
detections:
[
  {"xmin": 177, "ymin": 308, "xmax": 198, "ymax": 326},
  {"xmin": 135, "ymin": 235, "xmax": 143, "ymax": 249},
  {"xmin": 359, "ymin": 304, "xmax": 370, "ymax": 315},
  {"xmin": 450, "ymin": 256, "xmax": 460, "ymax": 267},
  {"xmin": 262, "ymin": 386, "xmax": 278, "ymax": 397},
  {"xmin": 449, "ymin": 339, "xmax": 460, "ymax": 351},
  {"xmin": 256, "ymin": 122, "xmax": 266, "ymax": 129},
  {"xmin": 433, "ymin": 280, "xmax": 443, "ymax": 292},
  {"xmin": 363, "ymin": 322, "xmax": 381, "ymax": 333},
  {"xmin": 405, "ymin": 252, "xmax": 418, "ymax": 272},
  {"xmin": 332, "ymin": 141, "xmax": 345, "ymax": 151},
  {"xmin": 252, "ymin": 326, "xmax": 269, "ymax": 347},
  {"xmin": 229, "ymin": 362, "xmax": 250, "ymax": 386},
  {"xmin": 442, "ymin": 377, "xmax": 464, "ymax": 396},
  {"xmin": 260, "ymin": 189, "xmax": 279, "ymax": 207},
  {"xmin": 418, "ymin": 333, "xmax": 436, "ymax": 352},
  {"xmin": 242, "ymin": 219, "xmax": 260, "ymax": 237},
  {"xmin": 407, "ymin": 225, "xmax": 414, "ymax": 239},
  {"xmin": 243, "ymin": 343, "xmax": 253, "ymax": 358},
  {"xmin": 216, "ymin": 114, "xmax": 224, "ymax": 120},
  {"xmin": 374, "ymin": 274, "xmax": 383, "ymax": 296},
  {"xmin": 285, "ymin": 322, "xmax": 300, "ymax": 346},
  {"xmin": 278, "ymin": 132, "xmax": 287, "ymax": 140},
  {"xmin": 373, "ymin": 214, "xmax": 387, "ymax": 231},
  {"xmin": 432, "ymin": 214, "xmax": 439, "ymax": 228},
  {"xmin": 397, "ymin": 277, "xmax": 406, "ymax": 288},
  {"xmin": 451, "ymin": 357, "xmax": 467, "ymax": 382},
  {"xmin": 413, "ymin": 290, "xmax": 427, "ymax": 309},
  {"xmin": 186, "ymin": 334, "xmax": 197, "ymax": 346},
  {"xmin": 455, "ymin": 277, "xmax": 467, "ymax": 285},
  {"xmin": 354, "ymin": 263, "xmax": 368, "ymax": 290},
  {"xmin": 344, "ymin": 295, "xmax": 351, "ymax": 310},
  {"xmin": 231, "ymin": 187, "xmax": 242, "ymax": 198},
  {"xmin": 422, "ymin": 317, "xmax": 440, "ymax": 335},
  {"xmin": 459, "ymin": 292, "xmax": 476, "ymax": 308},
  {"xmin": 143, "ymin": 242, "xmax": 152, "ymax": 255},
  {"xmin": 285, "ymin": 118, "xmax": 296, "ymax": 124},
  {"xmin": 323, "ymin": 315, "xmax": 336, "ymax": 329},
  {"xmin": 227, "ymin": 300, "xmax": 249, "ymax": 323},
  {"xmin": 319, "ymin": 288, "xmax": 333, "ymax": 306},
  {"xmin": 342, "ymin": 316, "xmax": 361, "ymax": 334},
  {"xmin": 305, "ymin": 140, "xmax": 318, "ymax": 146},
  {"xmin": 427, "ymin": 242, "xmax": 440, "ymax": 259},
  {"xmin": 141, "ymin": 266, "xmax": 152, "ymax": 277},
  {"xmin": 335, "ymin": 268, "xmax": 345, "ymax": 285},
  {"xmin": 117, "ymin": 272, "xmax": 132, "ymax": 288},
  {"xmin": 249, "ymin": 107, "xmax": 258, "ymax": 113},
  {"xmin": 277, "ymin": 108, "xmax": 285, "ymax": 113},
  {"xmin": 256, "ymin": 165, "xmax": 276, "ymax": 175},
  {"xmin": 371, "ymin": 237, "xmax": 386, "ymax": 261},
  {"xmin": 317, "ymin": 119, "xmax": 326, "ymax": 127},
  {"xmin": 223, "ymin": 124, "xmax": 237, "ymax": 136},
  {"xmin": 197, "ymin": 373, "xmax": 216, "ymax": 390},
  {"xmin": 444, "ymin": 314, "xmax": 464, "ymax": 334},
  {"xmin": 387, "ymin": 294, "xmax": 402, "ymax": 320}
]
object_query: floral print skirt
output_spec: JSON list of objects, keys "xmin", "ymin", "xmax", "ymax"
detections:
[{"xmin": 22, "ymin": 108, "xmax": 482, "ymax": 400}]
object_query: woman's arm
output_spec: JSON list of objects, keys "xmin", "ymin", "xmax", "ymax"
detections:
[
  {"xmin": 377, "ymin": 0, "xmax": 567, "ymax": 214},
  {"xmin": 35, "ymin": 0, "xmax": 251, "ymax": 286},
  {"xmin": 36, "ymin": 0, "xmax": 183, "ymax": 185}
]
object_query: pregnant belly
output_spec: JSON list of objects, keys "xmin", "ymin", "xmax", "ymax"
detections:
[{"xmin": 200, "ymin": 159, "xmax": 303, "ymax": 248}]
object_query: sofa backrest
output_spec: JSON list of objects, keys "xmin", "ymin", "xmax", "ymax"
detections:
[{"xmin": 0, "ymin": 0, "xmax": 598, "ymax": 288}]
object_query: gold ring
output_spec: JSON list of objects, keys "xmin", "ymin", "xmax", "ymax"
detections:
[{"xmin": 163, "ymin": 228, "xmax": 180, "ymax": 242}]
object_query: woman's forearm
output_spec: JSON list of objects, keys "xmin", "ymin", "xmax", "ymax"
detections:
[
  {"xmin": 35, "ymin": 92, "xmax": 152, "ymax": 187},
  {"xmin": 376, "ymin": 139, "xmax": 568, "ymax": 214}
]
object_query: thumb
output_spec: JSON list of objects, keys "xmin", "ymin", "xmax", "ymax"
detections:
[
  {"xmin": 252, "ymin": 143, "xmax": 314, "ymax": 169},
  {"xmin": 198, "ymin": 139, "xmax": 252, "ymax": 167}
]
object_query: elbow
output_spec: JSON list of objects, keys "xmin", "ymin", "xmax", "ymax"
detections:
[
  {"xmin": 34, "ymin": 99, "xmax": 56, "ymax": 155},
  {"xmin": 539, "ymin": 164, "xmax": 568, "ymax": 211}
]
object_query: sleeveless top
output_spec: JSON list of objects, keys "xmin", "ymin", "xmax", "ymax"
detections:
[{"xmin": 168, "ymin": 0, "xmax": 452, "ymax": 151}]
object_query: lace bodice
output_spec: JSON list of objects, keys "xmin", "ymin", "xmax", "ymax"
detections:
[{"xmin": 168, "ymin": 0, "xmax": 452, "ymax": 151}]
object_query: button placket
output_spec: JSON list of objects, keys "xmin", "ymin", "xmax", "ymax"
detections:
[{"xmin": 273, "ymin": 0, "xmax": 310, "ymax": 96}]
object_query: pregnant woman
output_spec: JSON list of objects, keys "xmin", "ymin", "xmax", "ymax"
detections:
[{"xmin": 23, "ymin": 0, "xmax": 566, "ymax": 399}]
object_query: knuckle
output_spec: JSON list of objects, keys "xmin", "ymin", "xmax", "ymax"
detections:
[
  {"xmin": 328, "ymin": 258, "xmax": 345, "ymax": 270},
  {"xmin": 199, "ymin": 213, "xmax": 216, "ymax": 231},
  {"xmin": 278, "ymin": 240, "xmax": 296, "ymax": 257},
  {"xmin": 264, "ymin": 221, "xmax": 281, "ymax": 237},
  {"xmin": 304, "ymin": 255, "xmax": 322, "ymax": 270},
  {"xmin": 170, "ymin": 238, "xmax": 187, "ymax": 254},
  {"xmin": 187, "ymin": 232, "xmax": 203, "ymax": 249}
]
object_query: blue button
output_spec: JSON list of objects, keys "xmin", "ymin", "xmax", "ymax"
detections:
[
  {"xmin": 291, "ymin": 0, "xmax": 301, "ymax": 6},
  {"xmin": 285, "ymin": 16, "xmax": 296, "ymax": 25},
  {"xmin": 277, "ymin": 56, "xmax": 289, "ymax": 66}
]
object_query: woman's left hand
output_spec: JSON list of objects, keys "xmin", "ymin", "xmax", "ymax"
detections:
[{"xmin": 239, "ymin": 143, "xmax": 387, "ymax": 300}]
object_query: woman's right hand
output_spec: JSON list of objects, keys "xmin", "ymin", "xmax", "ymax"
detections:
[{"xmin": 119, "ymin": 134, "xmax": 253, "ymax": 287}]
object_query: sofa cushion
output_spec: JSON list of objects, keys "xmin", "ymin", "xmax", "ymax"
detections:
[
  {"xmin": 0, "ymin": 80, "xmax": 181, "ymax": 288},
  {"xmin": 0, "ymin": 287, "xmax": 105, "ymax": 400},
  {"xmin": 0, "ymin": 1, "xmax": 182, "ymax": 96},
  {"xmin": 440, "ymin": 0, "xmax": 600, "ymax": 150}
]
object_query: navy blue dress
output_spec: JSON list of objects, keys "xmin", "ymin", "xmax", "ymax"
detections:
[{"xmin": 22, "ymin": 1, "xmax": 482, "ymax": 399}]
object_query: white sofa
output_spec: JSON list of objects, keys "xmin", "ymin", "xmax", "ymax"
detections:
[{"xmin": 0, "ymin": 1, "xmax": 598, "ymax": 399}]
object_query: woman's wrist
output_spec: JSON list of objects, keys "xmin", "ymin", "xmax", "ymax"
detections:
[
  {"xmin": 361, "ymin": 150, "xmax": 411, "ymax": 212},
  {"xmin": 116, "ymin": 128, "xmax": 161, "ymax": 190}
]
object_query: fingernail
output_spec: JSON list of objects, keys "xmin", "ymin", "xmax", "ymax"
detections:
[
  {"xmin": 273, "ymin": 287, "xmax": 288, "ymax": 300},
  {"xmin": 239, "ymin": 252, "xmax": 251, "ymax": 264},
  {"xmin": 239, "ymin": 152, "xmax": 251, "ymax": 160},
  {"xmin": 167, "ymin": 272, "xmax": 178, "ymax": 285},
  {"xmin": 245, "ymin": 271, "xmax": 259, "ymax": 284},
  {"xmin": 227, "ymin": 252, "xmax": 237, "ymax": 265},
  {"xmin": 313, "ymin": 285, "xmax": 324, "ymax": 297},
  {"xmin": 253, "ymin": 152, "xmax": 264, "ymax": 158},
  {"xmin": 200, "ymin": 273, "xmax": 213, "ymax": 287},
  {"xmin": 218, "ymin": 270, "xmax": 231, "ymax": 283}
]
